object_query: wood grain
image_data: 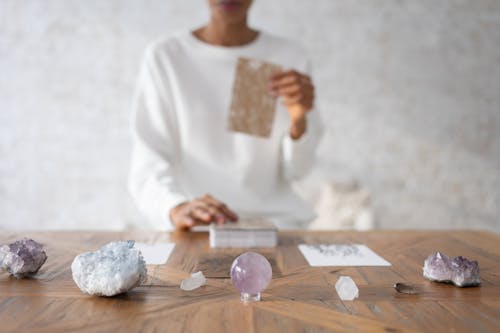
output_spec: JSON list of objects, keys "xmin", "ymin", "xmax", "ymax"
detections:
[{"xmin": 0, "ymin": 230, "xmax": 498, "ymax": 332}]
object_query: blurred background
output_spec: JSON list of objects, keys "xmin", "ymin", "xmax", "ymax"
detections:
[{"xmin": 1, "ymin": 0, "xmax": 499, "ymax": 232}]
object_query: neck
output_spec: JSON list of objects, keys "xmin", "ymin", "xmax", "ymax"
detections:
[{"xmin": 194, "ymin": 18, "xmax": 258, "ymax": 47}]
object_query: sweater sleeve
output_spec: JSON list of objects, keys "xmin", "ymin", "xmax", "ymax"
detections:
[
  {"xmin": 281, "ymin": 109, "xmax": 323, "ymax": 181},
  {"xmin": 280, "ymin": 59, "xmax": 324, "ymax": 181},
  {"xmin": 128, "ymin": 45, "xmax": 188, "ymax": 230}
]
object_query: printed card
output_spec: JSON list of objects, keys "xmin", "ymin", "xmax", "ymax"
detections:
[
  {"xmin": 134, "ymin": 242, "xmax": 175, "ymax": 265},
  {"xmin": 228, "ymin": 57, "xmax": 282, "ymax": 137},
  {"xmin": 298, "ymin": 244, "xmax": 391, "ymax": 267}
]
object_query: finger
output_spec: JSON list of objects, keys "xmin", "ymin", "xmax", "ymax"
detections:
[
  {"xmin": 202, "ymin": 195, "xmax": 239, "ymax": 222},
  {"xmin": 201, "ymin": 194, "xmax": 225, "ymax": 210},
  {"xmin": 269, "ymin": 72, "xmax": 300, "ymax": 90},
  {"xmin": 190, "ymin": 199, "xmax": 218, "ymax": 216},
  {"xmin": 269, "ymin": 69, "xmax": 297, "ymax": 82},
  {"xmin": 273, "ymin": 77, "xmax": 301, "ymax": 88},
  {"xmin": 284, "ymin": 89, "xmax": 315, "ymax": 103},
  {"xmin": 272, "ymin": 75, "xmax": 311, "ymax": 90},
  {"xmin": 175, "ymin": 214, "xmax": 195, "ymax": 230},
  {"xmin": 182, "ymin": 215, "xmax": 196, "ymax": 228},
  {"xmin": 270, "ymin": 71, "xmax": 310, "ymax": 89},
  {"xmin": 207, "ymin": 200, "xmax": 238, "ymax": 222},
  {"xmin": 189, "ymin": 206, "xmax": 213, "ymax": 223},
  {"xmin": 276, "ymin": 83, "xmax": 301, "ymax": 96},
  {"xmin": 278, "ymin": 77, "xmax": 312, "ymax": 91},
  {"xmin": 282, "ymin": 92, "xmax": 309, "ymax": 105},
  {"xmin": 220, "ymin": 205, "xmax": 238, "ymax": 222},
  {"xmin": 206, "ymin": 205, "xmax": 226, "ymax": 224}
]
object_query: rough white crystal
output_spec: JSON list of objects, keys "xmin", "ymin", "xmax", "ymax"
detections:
[
  {"xmin": 71, "ymin": 240, "xmax": 147, "ymax": 296},
  {"xmin": 335, "ymin": 275, "xmax": 359, "ymax": 301},
  {"xmin": 180, "ymin": 271, "xmax": 206, "ymax": 291}
]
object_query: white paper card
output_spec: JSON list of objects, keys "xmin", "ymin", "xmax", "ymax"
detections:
[
  {"xmin": 134, "ymin": 242, "xmax": 175, "ymax": 265},
  {"xmin": 298, "ymin": 244, "xmax": 391, "ymax": 267}
]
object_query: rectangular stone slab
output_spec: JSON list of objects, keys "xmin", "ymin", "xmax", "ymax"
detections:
[{"xmin": 228, "ymin": 57, "xmax": 282, "ymax": 138}]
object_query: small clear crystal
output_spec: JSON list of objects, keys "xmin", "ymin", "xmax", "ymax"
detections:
[
  {"xmin": 335, "ymin": 276, "xmax": 359, "ymax": 301},
  {"xmin": 180, "ymin": 271, "xmax": 206, "ymax": 291}
]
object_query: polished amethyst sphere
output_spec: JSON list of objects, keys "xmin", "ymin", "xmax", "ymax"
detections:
[{"xmin": 230, "ymin": 252, "xmax": 272, "ymax": 301}]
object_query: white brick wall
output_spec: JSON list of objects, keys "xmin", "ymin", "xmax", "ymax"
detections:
[{"xmin": 1, "ymin": 1, "xmax": 499, "ymax": 231}]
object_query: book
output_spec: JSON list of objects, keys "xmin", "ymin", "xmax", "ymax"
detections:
[{"xmin": 209, "ymin": 218, "xmax": 278, "ymax": 248}]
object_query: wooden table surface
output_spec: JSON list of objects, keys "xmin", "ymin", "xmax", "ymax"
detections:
[{"xmin": 0, "ymin": 230, "xmax": 498, "ymax": 332}]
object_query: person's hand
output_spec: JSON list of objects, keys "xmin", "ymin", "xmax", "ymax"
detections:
[
  {"xmin": 269, "ymin": 70, "xmax": 315, "ymax": 139},
  {"xmin": 169, "ymin": 194, "xmax": 238, "ymax": 230}
]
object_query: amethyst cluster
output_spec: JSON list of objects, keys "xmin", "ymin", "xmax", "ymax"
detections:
[
  {"xmin": 0, "ymin": 238, "xmax": 47, "ymax": 278},
  {"xmin": 423, "ymin": 251, "xmax": 480, "ymax": 287}
]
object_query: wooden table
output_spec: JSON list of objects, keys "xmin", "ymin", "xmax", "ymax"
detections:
[{"xmin": 0, "ymin": 230, "xmax": 498, "ymax": 332}]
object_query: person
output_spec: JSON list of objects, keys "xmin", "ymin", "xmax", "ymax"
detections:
[{"xmin": 128, "ymin": 0, "xmax": 323, "ymax": 230}]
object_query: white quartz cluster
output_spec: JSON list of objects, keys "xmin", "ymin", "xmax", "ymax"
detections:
[{"xmin": 71, "ymin": 240, "xmax": 147, "ymax": 296}]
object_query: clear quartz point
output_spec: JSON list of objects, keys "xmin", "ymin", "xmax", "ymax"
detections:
[
  {"xmin": 181, "ymin": 271, "xmax": 206, "ymax": 291},
  {"xmin": 335, "ymin": 275, "xmax": 359, "ymax": 301}
]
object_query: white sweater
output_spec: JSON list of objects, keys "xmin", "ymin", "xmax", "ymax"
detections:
[{"xmin": 128, "ymin": 30, "xmax": 323, "ymax": 230}]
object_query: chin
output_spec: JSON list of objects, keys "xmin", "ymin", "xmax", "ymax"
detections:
[{"xmin": 213, "ymin": 0, "xmax": 249, "ymax": 23}]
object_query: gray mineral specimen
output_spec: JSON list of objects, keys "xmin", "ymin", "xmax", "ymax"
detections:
[
  {"xmin": 0, "ymin": 238, "xmax": 47, "ymax": 278},
  {"xmin": 394, "ymin": 282, "xmax": 419, "ymax": 295},
  {"xmin": 71, "ymin": 240, "xmax": 147, "ymax": 296},
  {"xmin": 423, "ymin": 251, "xmax": 480, "ymax": 287}
]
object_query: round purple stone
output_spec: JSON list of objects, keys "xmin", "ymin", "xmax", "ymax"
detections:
[{"xmin": 230, "ymin": 252, "xmax": 272, "ymax": 298}]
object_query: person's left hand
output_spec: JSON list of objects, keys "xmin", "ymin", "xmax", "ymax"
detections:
[{"xmin": 269, "ymin": 70, "xmax": 315, "ymax": 139}]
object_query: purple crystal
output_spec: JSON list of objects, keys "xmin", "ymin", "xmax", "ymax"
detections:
[
  {"xmin": 0, "ymin": 238, "xmax": 47, "ymax": 278},
  {"xmin": 230, "ymin": 252, "xmax": 272, "ymax": 302},
  {"xmin": 423, "ymin": 251, "xmax": 480, "ymax": 287}
]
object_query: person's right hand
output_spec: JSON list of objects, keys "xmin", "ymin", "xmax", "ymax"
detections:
[{"xmin": 169, "ymin": 194, "xmax": 239, "ymax": 230}]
